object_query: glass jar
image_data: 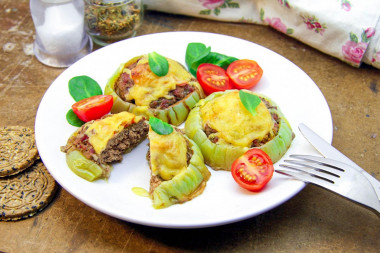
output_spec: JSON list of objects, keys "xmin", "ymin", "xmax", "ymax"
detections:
[
  {"xmin": 84, "ymin": 0, "xmax": 144, "ymax": 46},
  {"xmin": 30, "ymin": 0, "xmax": 93, "ymax": 67}
]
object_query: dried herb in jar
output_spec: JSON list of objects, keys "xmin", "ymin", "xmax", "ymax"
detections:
[{"xmin": 84, "ymin": 0, "xmax": 142, "ymax": 44}]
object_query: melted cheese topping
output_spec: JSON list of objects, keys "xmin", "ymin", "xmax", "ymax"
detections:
[
  {"xmin": 85, "ymin": 112, "xmax": 143, "ymax": 154},
  {"xmin": 123, "ymin": 56, "xmax": 192, "ymax": 106},
  {"xmin": 200, "ymin": 91, "xmax": 273, "ymax": 147},
  {"xmin": 149, "ymin": 128, "xmax": 187, "ymax": 181}
]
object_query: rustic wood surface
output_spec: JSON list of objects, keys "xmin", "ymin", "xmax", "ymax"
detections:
[{"xmin": 0, "ymin": 1, "xmax": 379, "ymax": 252}]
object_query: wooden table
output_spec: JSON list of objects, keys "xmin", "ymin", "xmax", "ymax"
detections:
[{"xmin": 1, "ymin": 1, "xmax": 379, "ymax": 252}]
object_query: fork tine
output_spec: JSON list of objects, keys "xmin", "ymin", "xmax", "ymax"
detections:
[
  {"xmin": 290, "ymin": 154, "xmax": 346, "ymax": 172},
  {"xmin": 283, "ymin": 159, "xmax": 341, "ymax": 182},
  {"xmin": 276, "ymin": 167, "xmax": 335, "ymax": 190},
  {"xmin": 279, "ymin": 156, "xmax": 380, "ymax": 215},
  {"xmin": 280, "ymin": 164, "xmax": 337, "ymax": 184}
]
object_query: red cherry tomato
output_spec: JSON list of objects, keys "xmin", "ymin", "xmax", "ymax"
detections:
[
  {"xmin": 72, "ymin": 95, "xmax": 113, "ymax": 122},
  {"xmin": 226, "ymin": 59, "xmax": 263, "ymax": 89},
  {"xmin": 196, "ymin": 63, "xmax": 233, "ymax": 95},
  {"xmin": 231, "ymin": 149, "xmax": 274, "ymax": 192}
]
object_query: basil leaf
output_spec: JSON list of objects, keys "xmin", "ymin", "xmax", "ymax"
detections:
[
  {"xmin": 69, "ymin": 75, "xmax": 103, "ymax": 102},
  {"xmin": 149, "ymin": 117, "xmax": 173, "ymax": 135},
  {"xmin": 148, "ymin": 52, "xmax": 169, "ymax": 77},
  {"xmin": 205, "ymin": 52, "xmax": 238, "ymax": 69},
  {"xmin": 66, "ymin": 109, "xmax": 85, "ymax": 127},
  {"xmin": 185, "ymin": 42, "xmax": 238, "ymax": 76},
  {"xmin": 186, "ymin": 43, "xmax": 211, "ymax": 75},
  {"xmin": 239, "ymin": 90, "xmax": 262, "ymax": 116},
  {"xmin": 190, "ymin": 52, "xmax": 238, "ymax": 75}
]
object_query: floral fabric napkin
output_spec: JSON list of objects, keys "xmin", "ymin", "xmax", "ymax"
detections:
[{"xmin": 144, "ymin": 0, "xmax": 380, "ymax": 69}]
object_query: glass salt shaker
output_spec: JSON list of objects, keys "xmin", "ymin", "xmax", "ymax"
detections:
[
  {"xmin": 84, "ymin": 0, "xmax": 144, "ymax": 46},
  {"xmin": 30, "ymin": 0, "xmax": 93, "ymax": 68}
]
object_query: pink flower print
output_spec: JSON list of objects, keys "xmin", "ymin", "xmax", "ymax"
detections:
[
  {"xmin": 199, "ymin": 0, "xmax": 224, "ymax": 9},
  {"xmin": 265, "ymin": 17, "xmax": 288, "ymax": 34},
  {"xmin": 278, "ymin": 0, "xmax": 290, "ymax": 8},
  {"xmin": 199, "ymin": 0, "xmax": 239, "ymax": 16},
  {"xmin": 342, "ymin": 3, "xmax": 351, "ymax": 11},
  {"xmin": 301, "ymin": 15, "xmax": 327, "ymax": 35},
  {"xmin": 341, "ymin": 0, "xmax": 351, "ymax": 11},
  {"xmin": 306, "ymin": 21, "xmax": 315, "ymax": 30},
  {"xmin": 365, "ymin": 27, "xmax": 375, "ymax": 39},
  {"xmin": 372, "ymin": 51, "xmax": 380, "ymax": 63},
  {"xmin": 342, "ymin": 41, "xmax": 367, "ymax": 64}
]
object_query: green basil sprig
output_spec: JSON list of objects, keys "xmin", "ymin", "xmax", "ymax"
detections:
[
  {"xmin": 185, "ymin": 42, "xmax": 238, "ymax": 76},
  {"xmin": 69, "ymin": 75, "xmax": 103, "ymax": 102},
  {"xmin": 149, "ymin": 117, "xmax": 173, "ymax": 135},
  {"xmin": 67, "ymin": 75, "xmax": 103, "ymax": 127},
  {"xmin": 239, "ymin": 90, "xmax": 262, "ymax": 116},
  {"xmin": 185, "ymin": 43, "xmax": 210, "ymax": 75},
  {"xmin": 148, "ymin": 52, "xmax": 169, "ymax": 77},
  {"xmin": 66, "ymin": 109, "xmax": 85, "ymax": 127}
]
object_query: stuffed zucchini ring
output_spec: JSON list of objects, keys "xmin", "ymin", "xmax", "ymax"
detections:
[
  {"xmin": 185, "ymin": 90, "xmax": 294, "ymax": 171},
  {"xmin": 104, "ymin": 55, "xmax": 205, "ymax": 126},
  {"xmin": 147, "ymin": 125, "xmax": 210, "ymax": 209},
  {"xmin": 61, "ymin": 111, "xmax": 149, "ymax": 181}
]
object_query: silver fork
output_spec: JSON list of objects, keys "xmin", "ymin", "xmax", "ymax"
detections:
[{"xmin": 277, "ymin": 154, "xmax": 380, "ymax": 216}]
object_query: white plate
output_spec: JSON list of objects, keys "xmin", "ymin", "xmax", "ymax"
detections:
[{"xmin": 35, "ymin": 32, "xmax": 332, "ymax": 228}]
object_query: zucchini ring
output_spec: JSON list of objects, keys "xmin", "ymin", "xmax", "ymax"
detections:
[
  {"xmin": 185, "ymin": 90, "xmax": 294, "ymax": 171},
  {"xmin": 104, "ymin": 55, "xmax": 205, "ymax": 126},
  {"xmin": 149, "ymin": 131, "xmax": 211, "ymax": 209}
]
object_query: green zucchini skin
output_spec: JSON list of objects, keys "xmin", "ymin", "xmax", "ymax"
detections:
[
  {"xmin": 151, "ymin": 135, "xmax": 211, "ymax": 209},
  {"xmin": 65, "ymin": 150, "xmax": 109, "ymax": 182},
  {"xmin": 185, "ymin": 90, "xmax": 294, "ymax": 171},
  {"xmin": 104, "ymin": 56, "xmax": 205, "ymax": 126}
]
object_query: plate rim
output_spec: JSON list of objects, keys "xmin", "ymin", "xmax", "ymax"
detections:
[{"xmin": 35, "ymin": 31, "xmax": 333, "ymax": 228}]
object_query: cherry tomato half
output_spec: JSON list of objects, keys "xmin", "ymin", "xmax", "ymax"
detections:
[
  {"xmin": 72, "ymin": 95, "xmax": 113, "ymax": 122},
  {"xmin": 196, "ymin": 63, "xmax": 233, "ymax": 95},
  {"xmin": 231, "ymin": 149, "xmax": 274, "ymax": 192},
  {"xmin": 226, "ymin": 59, "xmax": 263, "ymax": 89}
]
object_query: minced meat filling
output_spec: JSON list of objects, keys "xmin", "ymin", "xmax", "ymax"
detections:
[
  {"xmin": 149, "ymin": 84, "xmax": 195, "ymax": 109},
  {"xmin": 114, "ymin": 59, "xmax": 140, "ymax": 102},
  {"xmin": 61, "ymin": 119, "xmax": 148, "ymax": 165},
  {"xmin": 114, "ymin": 72, "xmax": 134, "ymax": 101},
  {"xmin": 203, "ymin": 98, "xmax": 280, "ymax": 147},
  {"xmin": 204, "ymin": 124, "xmax": 219, "ymax": 143},
  {"xmin": 100, "ymin": 120, "xmax": 148, "ymax": 163},
  {"xmin": 61, "ymin": 123, "xmax": 95, "ymax": 161},
  {"xmin": 261, "ymin": 97, "xmax": 277, "ymax": 110},
  {"xmin": 114, "ymin": 61, "xmax": 196, "ymax": 109}
]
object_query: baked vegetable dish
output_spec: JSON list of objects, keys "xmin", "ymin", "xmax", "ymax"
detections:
[
  {"xmin": 61, "ymin": 111, "xmax": 149, "ymax": 181},
  {"xmin": 147, "ymin": 123, "xmax": 210, "ymax": 209},
  {"xmin": 185, "ymin": 90, "xmax": 294, "ymax": 171},
  {"xmin": 104, "ymin": 55, "xmax": 205, "ymax": 126}
]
